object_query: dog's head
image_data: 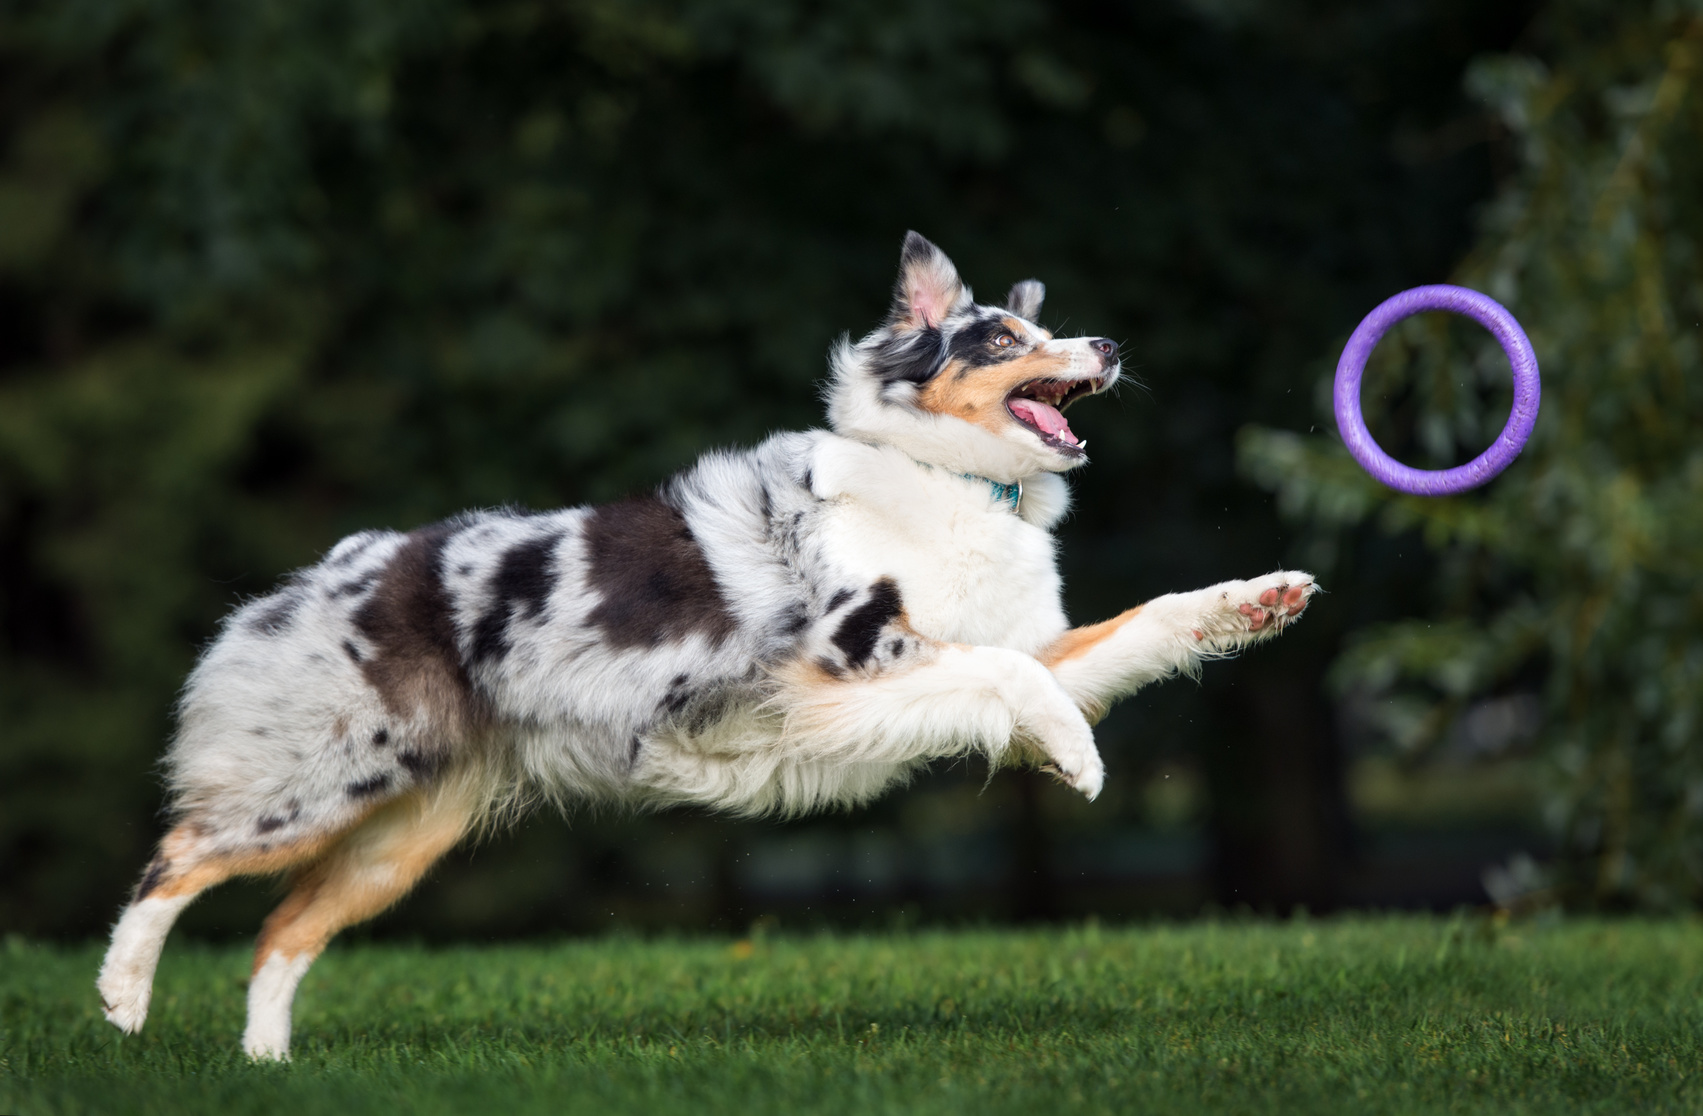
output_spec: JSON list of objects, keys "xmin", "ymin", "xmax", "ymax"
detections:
[{"xmin": 826, "ymin": 232, "xmax": 1120, "ymax": 484}]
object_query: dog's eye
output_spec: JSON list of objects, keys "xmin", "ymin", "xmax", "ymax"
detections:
[{"xmin": 994, "ymin": 333, "xmax": 1016, "ymax": 348}]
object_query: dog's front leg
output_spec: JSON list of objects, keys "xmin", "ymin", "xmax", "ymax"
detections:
[
  {"xmin": 1041, "ymin": 571, "xmax": 1317, "ymax": 722},
  {"xmin": 778, "ymin": 642, "xmax": 1105, "ymax": 800}
]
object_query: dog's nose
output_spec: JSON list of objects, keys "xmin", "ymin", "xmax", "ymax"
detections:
[{"xmin": 1091, "ymin": 338, "xmax": 1118, "ymax": 363}]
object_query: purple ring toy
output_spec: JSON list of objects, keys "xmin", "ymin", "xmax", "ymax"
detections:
[{"xmin": 1334, "ymin": 284, "xmax": 1540, "ymax": 496}]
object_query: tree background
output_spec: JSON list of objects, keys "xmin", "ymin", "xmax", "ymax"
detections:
[{"xmin": 2, "ymin": 0, "xmax": 1689, "ymax": 940}]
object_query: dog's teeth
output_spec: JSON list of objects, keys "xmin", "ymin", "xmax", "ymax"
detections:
[{"xmin": 1078, "ymin": 439, "xmax": 1087, "ymax": 450}]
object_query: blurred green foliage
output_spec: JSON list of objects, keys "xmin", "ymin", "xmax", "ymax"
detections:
[
  {"xmin": 0, "ymin": 0, "xmax": 1535, "ymax": 936},
  {"xmin": 1242, "ymin": 1, "xmax": 1703, "ymax": 908}
]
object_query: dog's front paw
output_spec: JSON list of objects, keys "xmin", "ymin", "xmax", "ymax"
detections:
[
  {"xmin": 1029, "ymin": 707, "xmax": 1104, "ymax": 801},
  {"xmin": 1195, "ymin": 571, "xmax": 1318, "ymax": 645}
]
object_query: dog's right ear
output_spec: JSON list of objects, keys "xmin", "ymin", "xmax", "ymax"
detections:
[
  {"xmin": 1004, "ymin": 280, "xmax": 1045, "ymax": 322},
  {"xmin": 888, "ymin": 232, "xmax": 970, "ymax": 332}
]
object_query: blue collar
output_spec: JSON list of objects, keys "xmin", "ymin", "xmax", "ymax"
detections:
[
  {"xmin": 892, "ymin": 450, "xmax": 1024, "ymax": 513},
  {"xmin": 959, "ymin": 473, "xmax": 1023, "ymax": 513}
]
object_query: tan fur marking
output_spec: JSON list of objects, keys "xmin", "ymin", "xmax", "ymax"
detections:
[
  {"xmin": 251, "ymin": 784, "xmax": 477, "ymax": 974},
  {"xmin": 916, "ymin": 348, "xmax": 1075, "ymax": 436},
  {"xmin": 144, "ymin": 817, "xmax": 375, "ymax": 900},
  {"xmin": 1040, "ymin": 607, "xmax": 1144, "ymax": 666},
  {"xmin": 775, "ymin": 656, "xmax": 848, "ymax": 688}
]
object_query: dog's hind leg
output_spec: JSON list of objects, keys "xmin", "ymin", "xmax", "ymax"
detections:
[
  {"xmin": 98, "ymin": 821, "xmax": 347, "ymax": 1035},
  {"xmin": 242, "ymin": 776, "xmax": 481, "ymax": 1061}
]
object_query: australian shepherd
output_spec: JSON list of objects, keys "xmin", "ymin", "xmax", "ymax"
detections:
[{"xmin": 98, "ymin": 232, "xmax": 1315, "ymax": 1059}]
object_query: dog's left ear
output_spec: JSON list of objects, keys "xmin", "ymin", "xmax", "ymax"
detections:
[
  {"xmin": 1004, "ymin": 280, "xmax": 1045, "ymax": 322},
  {"xmin": 889, "ymin": 231, "xmax": 971, "ymax": 332}
]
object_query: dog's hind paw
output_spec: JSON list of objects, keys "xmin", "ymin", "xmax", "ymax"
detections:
[{"xmin": 97, "ymin": 977, "xmax": 150, "ymax": 1034}]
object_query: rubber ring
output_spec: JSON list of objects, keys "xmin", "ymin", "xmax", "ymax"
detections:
[{"xmin": 1333, "ymin": 284, "xmax": 1540, "ymax": 496}]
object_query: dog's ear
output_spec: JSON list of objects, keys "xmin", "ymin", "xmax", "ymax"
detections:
[
  {"xmin": 888, "ymin": 231, "xmax": 970, "ymax": 331},
  {"xmin": 1004, "ymin": 280, "xmax": 1045, "ymax": 322}
]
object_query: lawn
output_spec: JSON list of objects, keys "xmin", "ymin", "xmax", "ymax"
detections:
[{"xmin": 4, "ymin": 915, "xmax": 1702, "ymax": 1115}]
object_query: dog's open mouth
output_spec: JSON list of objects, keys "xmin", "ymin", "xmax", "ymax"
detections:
[{"xmin": 1006, "ymin": 377, "xmax": 1102, "ymax": 453}]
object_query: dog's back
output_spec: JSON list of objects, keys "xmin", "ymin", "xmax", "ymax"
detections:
[{"xmin": 166, "ymin": 432, "xmax": 840, "ymax": 844}]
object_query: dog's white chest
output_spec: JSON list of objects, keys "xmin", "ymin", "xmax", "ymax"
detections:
[{"xmin": 809, "ymin": 447, "xmax": 1067, "ymax": 654}]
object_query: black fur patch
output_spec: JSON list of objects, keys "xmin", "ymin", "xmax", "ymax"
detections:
[
  {"xmin": 948, "ymin": 315, "xmax": 1026, "ymax": 372},
  {"xmin": 889, "ymin": 639, "xmax": 905, "ymax": 657},
  {"xmin": 396, "ymin": 748, "xmax": 443, "ymax": 781},
  {"xmin": 343, "ymin": 639, "xmax": 363, "ymax": 663},
  {"xmin": 826, "ymin": 588, "xmax": 855, "ymax": 612},
  {"xmin": 832, "ymin": 578, "xmax": 903, "ymax": 667},
  {"xmin": 872, "ymin": 326, "xmax": 947, "ymax": 385},
  {"xmin": 345, "ymin": 773, "xmax": 392, "ymax": 799},
  {"xmin": 372, "ymin": 728, "xmax": 389, "ymax": 747},
  {"xmin": 256, "ymin": 799, "xmax": 304, "ymax": 834},
  {"xmin": 662, "ymin": 673, "xmax": 693, "ymax": 716},
  {"xmin": 247, "ymin": 591, "xmax": 302, "ymax": 637},
  {"xmin": 660, "ymin": 680, "xmax": 736, "ymax": 735},
  {"xmin": 469, "ymin": 532, "xmax": 562, "ymax": 664},
  {"xmin": 351, "ymin": 525, "xmax": 484, "ymax": 726},
  {"xmin": 583, "ymin": 495, "xmax": 737, "ymax": 649},
  {"xmin": 135, "ymin": 856, "xmax": 168, "ymax": 901}
]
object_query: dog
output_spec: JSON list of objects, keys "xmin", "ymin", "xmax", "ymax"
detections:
[{"xmin": 97, "ymin": 232, "xmax": 1315, "ymax": 1059}]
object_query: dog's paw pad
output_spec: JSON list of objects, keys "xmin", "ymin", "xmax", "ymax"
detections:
[{"xmin": 1211, "ymin": 573, "xmax": 1318, "ymax": 640}]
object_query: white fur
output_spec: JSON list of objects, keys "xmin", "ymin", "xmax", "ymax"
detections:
[
  {"xmin": 807, "ymin": 440, "xmax": 1069, "ymax": 651},
  {"xmin": 97, "ymin": 893, "xmax": 194, "ymax": 1032},
  {"xmin": 244, "ymin": 952, "xmax": 314, "ymax": 1061}
]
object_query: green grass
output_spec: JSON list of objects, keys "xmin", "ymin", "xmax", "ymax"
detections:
[{"xmin": 4, "ymin": 916, "xmax": 1703, "ymax": 1115}]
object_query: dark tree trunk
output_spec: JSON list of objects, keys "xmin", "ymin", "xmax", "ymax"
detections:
[
  {"xmin": 1008, "ymin": 768, "xmax": 1059, "ymax": 922},
  {"xmin": 1204, "ymin": 643, "xmax": 1350, "ymax": 913}
]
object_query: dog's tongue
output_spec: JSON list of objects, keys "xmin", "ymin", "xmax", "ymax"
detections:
[{"xmin": 1009, "ymin": 398, "xmax": 1077, "ymax": 444}]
